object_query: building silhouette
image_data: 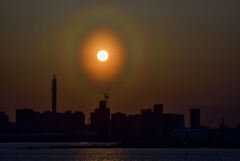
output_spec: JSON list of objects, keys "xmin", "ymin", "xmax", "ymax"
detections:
[
  {"xmin": 15, "ymin": 109, "xmax": 85, "ymax": 135},
  {"xmin": 109, "ymin": 104, "xmax": 184, "ymax": 139},
  {"xmin": 0, "ymin": 112, "xmax": 9, "ymax": 125},
  {"xmin": 219, "ymin": 117, "xmax": 226, "ymax": 128},
  {"xmin": 139, "ymin": 105, "xmax": 184, "ymax": 137},
  {"xmin": 111, "ymin": 112, "xmax": 130, "ymax": 138},
  {"xmin": 54, "ymin": 111, "xmax": 85, "ymax": 135},
  {"xmin": 15, "ymin": 75, "xmax": 85, "ymax": 135},
  {"xmin": 0, "ymin": 111, "xmax": 10, "ymax": 132},
  {"xmin": 16, "ymin": 109, "xmax": 39, "ymax": 133},
  {"xmin": 2, "ymin": 75, "xmax": 240, "ymax": 147},
  {"xmin": 190, "ymin": 109, "xmax": 200, "ymax": 128},
  {"xmin": 52, "ymin": 74, "xmax": 57, "ymax": 114},
  {"xmin": 90, "ymin": 100, "xmax": 110, "ymax": 137}
]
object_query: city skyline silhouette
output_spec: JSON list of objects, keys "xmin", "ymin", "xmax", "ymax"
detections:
[
  {"xmin": 1, "ymin": 1, "xmax": 240, "ymax": 160},
  {"xmin": 0, "ymin": 74, "xmax": 238, "ymax": 129},
  {"xmin": 1, "ymin": 75, "xmax": 240, "ymax": 148},
  {"xmin": 1, "ymin": 1, "xmax": 240, "ymax": 130},
  {"xmin": 0, "ymin": 73, "xmax": 239, "ymax": 129}
]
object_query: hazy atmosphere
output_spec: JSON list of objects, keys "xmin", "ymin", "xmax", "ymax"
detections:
[{"xmin": 1, "ymin": 0, "xmax": 240, "ymax": 127}]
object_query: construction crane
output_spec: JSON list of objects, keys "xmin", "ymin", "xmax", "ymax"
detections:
[{"xmin": 103, "ymin": 85, "xmax": 111, "ymax": 108}]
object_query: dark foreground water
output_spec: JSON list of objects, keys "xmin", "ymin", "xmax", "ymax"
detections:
[{"xmin": 0, "ymin": 142, "xmax": 240, "ymax": 161}]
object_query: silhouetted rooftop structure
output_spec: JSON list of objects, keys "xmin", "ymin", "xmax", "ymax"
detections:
[
  {"xmin": 52, "ymin": 74, "xmax": 57, "ymax": 114},
  {"xmin": 1, "ymin": 75, "xmax": 240, "ymax": 147},
  {"xmin": 90, "ymin": 100, "xmax": 110, "ymax": 137},
  {"xmin": 0, "ymin": 111, "xmax": 10, "ymax": 132},
  {"xmin": 0, "ymin": 112, "xmax": 9, "ymax": 125},
  {"xmin": 190, "ymin": 109, "xmax": 200, "ymax": 129}
]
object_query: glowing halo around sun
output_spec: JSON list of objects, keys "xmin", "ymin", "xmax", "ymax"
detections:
[
  {"xmin": 60, "ymin": 5, "xmax": 146, "ymax": 88},
  {"xmin": 97, "ymin": 50, "xmax": 109, "ymax": 62},
  {"xmin": 79, "ymin": 28, "xmax": 127, "ymax": 84}
]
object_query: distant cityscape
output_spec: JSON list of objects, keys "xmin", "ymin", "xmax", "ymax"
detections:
[{"xmin": 0, "ymin": 75, "xmax": 240, "ymax": 147}]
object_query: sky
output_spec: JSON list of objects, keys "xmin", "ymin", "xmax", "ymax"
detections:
[{"xmin": 0, "ymin": 0, "xmax": 240, "ymax": 127}]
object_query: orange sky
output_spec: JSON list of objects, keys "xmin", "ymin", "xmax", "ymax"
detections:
[
  {"xmin": 0, "ymin": 0, "xmax": 240, "ymax": 127},
  {"xmin": 80, "ymin": 28, "xmax": 126, "ymax": 84}
]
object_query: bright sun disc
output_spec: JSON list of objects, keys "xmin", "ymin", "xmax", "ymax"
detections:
[{"xmin": 97, "ymin": 50, "xmax": 109, "ymax": 62}]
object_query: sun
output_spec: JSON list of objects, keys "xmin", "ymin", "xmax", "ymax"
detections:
[{"xmin": 97, "ymin": 50, "xmax": 109, "ymax": 62}]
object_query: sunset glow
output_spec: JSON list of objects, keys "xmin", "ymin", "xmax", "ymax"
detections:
[{"xmin": 79, "ymin": 28, "xmax": 126, "ymax": 84}]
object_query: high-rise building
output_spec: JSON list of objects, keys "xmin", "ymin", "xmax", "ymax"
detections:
[
  {"xmin": 0, "ymin": 112, "xmax": 10, "ymax": 132},
  {"xmin": 90, "ymin": 100, "xmax": 110, "ymax": 136},
  {"xmin": 52, "ymin": 74, "xmax": 57, "ymax": 114},
  {"xmin": 16, "ymin": 109, "xmax": 40, "ymax": 132},
  {"xmin": 111, "ymin": 112, "xmax": 129, "ymax": 137},
  {"xmin": 190, "ymin": 109, "xmax": 200, "ymax": 128},
  {"xmin": 0, "ymin": 112, "xmax": 9, "ymax": 126}
]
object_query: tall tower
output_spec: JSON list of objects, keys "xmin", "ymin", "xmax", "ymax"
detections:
[
  {"xmin": 52, "ymin": 74, "xmax": 57, "ymax": 114},
  {"xmin": 190, "ymin": 109, "xmax": 200, "ymax": 128}
]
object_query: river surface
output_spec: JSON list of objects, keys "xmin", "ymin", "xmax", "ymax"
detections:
[{"xmin": 0, "ymin": 142, "xmax": 240, "ymax": 161}]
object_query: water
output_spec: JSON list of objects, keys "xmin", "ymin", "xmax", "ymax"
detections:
[{"xmin": 0, "ymin": 142, "xmax": 240, "ymax": 161}]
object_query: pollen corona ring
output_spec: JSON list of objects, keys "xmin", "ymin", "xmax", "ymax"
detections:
[
  {"xmin": 97, "ymin": 50, "xmax": 109, "ymax": 62},
  {"xmin": 79, "ymin": 28, "xmax": 126, "ymax": 84}
]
